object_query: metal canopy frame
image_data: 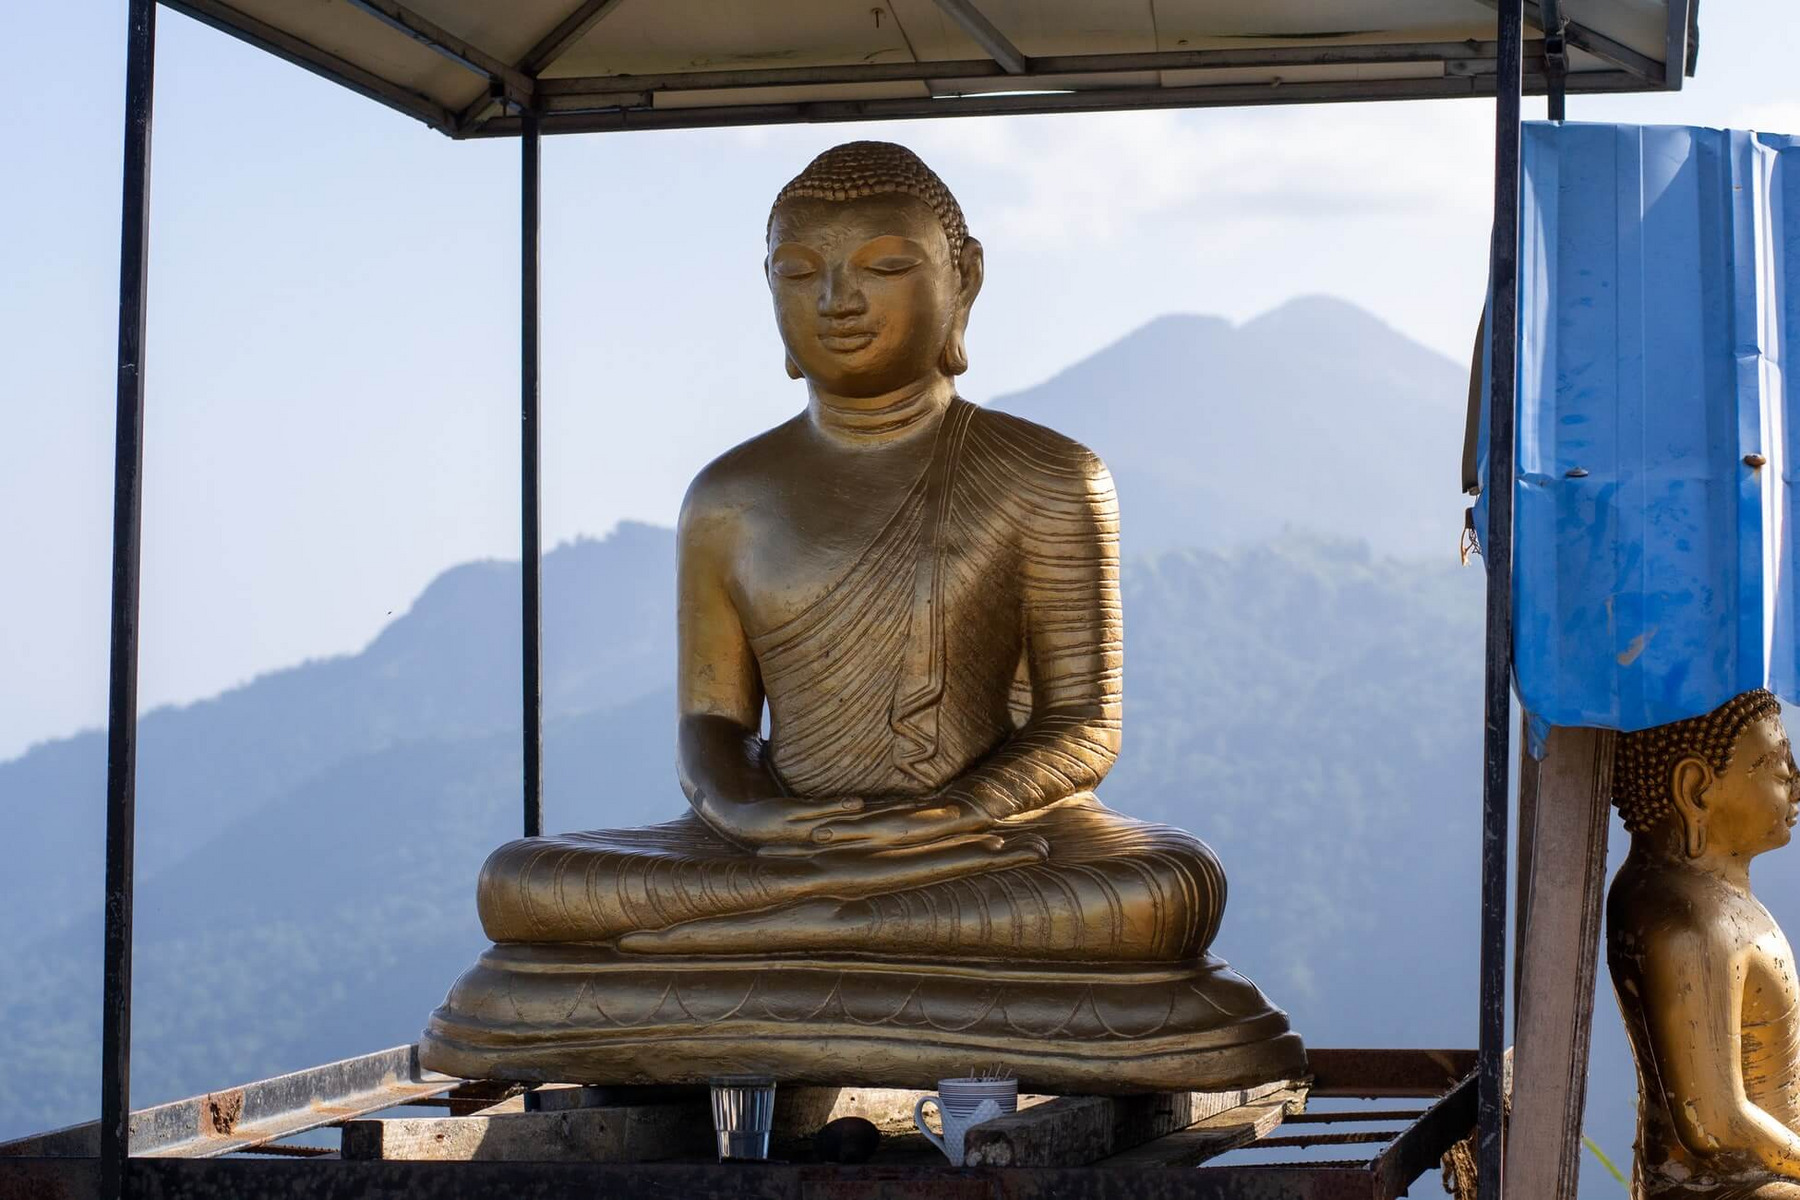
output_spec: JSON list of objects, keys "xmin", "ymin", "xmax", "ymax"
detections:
[
  {"xmin": 0, "ymin": 0, "xmax": 1702, "ymax": 1197},
  {"xmin": 158, "ymin": 0, "xmax": 1689, "ymax": 136}
]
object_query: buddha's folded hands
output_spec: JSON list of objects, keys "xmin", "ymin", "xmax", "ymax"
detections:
[
  {"xmin": 694, "ymin": 793, "xmax": 866, "ymax": 851},
  {"xmin": 761, "ymin": 794, "xmax": 994, "ymax": 853}
]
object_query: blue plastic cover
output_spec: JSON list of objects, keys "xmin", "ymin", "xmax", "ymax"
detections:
[{"xmin": 1477, "ymin": 123, "xmax": 1800, "ymax": 732}]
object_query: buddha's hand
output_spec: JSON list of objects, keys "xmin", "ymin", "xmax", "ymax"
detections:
[
  {"xmin": 791, "ymin": 794, "xmax": 994, "ymax": 853},
  {"xmin": 699, "ymin": 795, "xmax": 866, "ymax": 851}
]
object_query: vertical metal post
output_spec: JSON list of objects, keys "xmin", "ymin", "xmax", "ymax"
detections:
[
  {"xmin": 521, "ymin": 108, "xmax": 544, "ymax": 839},
  {"xmin": 1480, "ymin": 3, "xmax": 1525, "ymax": 1200},
  {"xmin": 1541, "ymin": 0, "xmax": 1569, "ymax": 120},
  {"xmin": 103, "ymin": 1, "xmax": 157, "ymax": 1195}
]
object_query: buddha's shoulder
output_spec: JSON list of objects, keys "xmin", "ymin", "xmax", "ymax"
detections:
[
  {"xmin": 1607, "ymin": 863, "xmax": 1737, "ymax": 953},
  {"xmin": 966, "ymin": 404, "xmax": 1114, "ymax": 496},
  {"xmin": 680, "ymin": 417, "xmax": 809, "ymax": 522}
]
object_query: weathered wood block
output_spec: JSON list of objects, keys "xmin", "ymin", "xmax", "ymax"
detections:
[
  {"xmin": 962, "ymin": 1081, "xmax": 1296, "ymax": 1167},
  {"xmin": 340, "ymin": 1102, "xmax": 712, "ymax": 1162},
  {"xmin": 1103, "ymin": 1085, "xmax": 1308, "ymax": 1167}
]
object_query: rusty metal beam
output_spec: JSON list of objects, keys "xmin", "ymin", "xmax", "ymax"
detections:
[
  {"xmin": 0, "ymin": 1046, "xmax": 461, "ymax": 1160},
  {"xmin": 929, "ymin": 0, "xmax": 1029, "ymax": 74},
  {"xmin": 0, "ymin": 1158, "xmax": 1388, "ymax": 1199},
  {"xmin": 1372, "ymin": 1072, "xmax": 1478, "ymax": 1198}
]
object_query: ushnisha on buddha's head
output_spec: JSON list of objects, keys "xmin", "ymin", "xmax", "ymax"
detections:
[
  {"xmin": 1613, "ymin": 689, "xmax": 1799, "ymax": 865},
  {"xmin": 765, "ymin": 141, "xmax": 984, "ymax": 400}
]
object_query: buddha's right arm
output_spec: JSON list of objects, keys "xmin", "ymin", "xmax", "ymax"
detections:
[
  {"xmin": 1641, "ymin": 929, "xmax": 1800, "ymax": 1175},
  {"xmin": 674, "ymin": 485, "xmax": 863, "ymax": 847},
  {"xmin": 674, "ymin": 469, "xmax": 775, "ymax": 809}
]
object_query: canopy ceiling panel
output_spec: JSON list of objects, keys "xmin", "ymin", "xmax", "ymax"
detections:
[{"xmin": 161, "ymin": 0, "xmax": 1696, "ymax": 137}]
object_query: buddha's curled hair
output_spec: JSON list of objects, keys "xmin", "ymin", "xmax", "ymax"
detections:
[
  {"xmin": 769, "ymin": 141, "xmax": 969, "ymax": 265},
  {"xmin": 1611, "ymin": 688, "xmax": 1783, "ymax": 833}
]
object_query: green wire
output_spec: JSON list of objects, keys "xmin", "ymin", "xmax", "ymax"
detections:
[{"xmin": 1582, "ymin": 1135, "xmax": 1629, "ymax": 1189}]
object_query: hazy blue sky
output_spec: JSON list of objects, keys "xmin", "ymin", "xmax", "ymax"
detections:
[{"xmin": 3, "ymin": 4, "xmax": 1796, "ymax": 759}]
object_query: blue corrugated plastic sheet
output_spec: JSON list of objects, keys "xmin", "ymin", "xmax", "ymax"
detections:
[{"xmin": 1476, "ymin": 123, "xmax": 1800, "ymax": 733}]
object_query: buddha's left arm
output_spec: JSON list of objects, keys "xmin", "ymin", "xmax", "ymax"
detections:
[{"xmin": 943, "ymin": 448, "xmax": 1123, "ymax": 821}]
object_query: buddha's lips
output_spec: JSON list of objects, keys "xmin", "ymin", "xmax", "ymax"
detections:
[{"xmin": 820, "ymin": 329, "xmax": 878, "ymax": 352}]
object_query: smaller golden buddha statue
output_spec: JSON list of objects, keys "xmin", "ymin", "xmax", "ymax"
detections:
[
  {"xmin": 420, "ymin": 141, "xmax": 1302, "ymax": 1094},
  {"xmin": 1608, "ymin": 690, "xmax": 1800, "ymax": 1199}
]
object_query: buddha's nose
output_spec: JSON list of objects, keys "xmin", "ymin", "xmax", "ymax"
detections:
[{"xmin": 819, "ymin": 266, "xmax": 868, "ymax": 318}]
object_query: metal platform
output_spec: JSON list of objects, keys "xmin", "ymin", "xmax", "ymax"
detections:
[{"xmin": 0, "ymin": 1045, "xmax": 1473, "ymax": 1199}]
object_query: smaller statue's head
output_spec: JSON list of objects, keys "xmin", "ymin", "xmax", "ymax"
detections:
[
  {"xmin": 766, "ymin": 141, "xmax": 983, "ymax": 399},
  {"xmin": 1613, "ymin": 689, "xmax": 1798, "ymax": 861}
]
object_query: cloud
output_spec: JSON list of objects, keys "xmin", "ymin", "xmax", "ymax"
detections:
[{"xmin": 900, "ymin": 102, "xmax": 1496, "ymax": 246}]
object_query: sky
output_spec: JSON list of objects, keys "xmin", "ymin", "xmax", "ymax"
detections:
[{"xmin": 1, "ymin": 3, "xmax": 1797, "ymax": 761}]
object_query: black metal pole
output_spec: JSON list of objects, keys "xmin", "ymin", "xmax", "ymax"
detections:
[
  {"xmin": 103, "ymin": 1, "xmax": 157, "ymax": 1195},
  {"xmin": 1542, "ymin": 0, "xmax": 1569, "ymax": 120},
  {"xmin": 521, "ymin": 107, "xmax": 544, "ymax": 839},
  {"xmin": 1480, "ymin": 2, "xmax": 1524, "ymax": 1199}
]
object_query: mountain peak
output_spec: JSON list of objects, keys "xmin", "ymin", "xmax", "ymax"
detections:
[
  {"xmin": 988, "ymin": 294, "xmax": 1467, "ymax": 559},
  {"xmin": 1240, "ymin": 294, "xmax": 1397, "ymax": 337}
]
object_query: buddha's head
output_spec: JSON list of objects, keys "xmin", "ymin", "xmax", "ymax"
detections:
[
  {"xmin": 1613, "ymin": 689, "xmax": 1798, "ymax": 862},
  {"xmin": 766, "ymin": 141, "xmax": 983, "ymax": 399}
]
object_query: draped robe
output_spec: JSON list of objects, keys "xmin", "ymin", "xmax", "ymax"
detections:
[{"xmin": 475, "ymin": 400, "xmax": 1225, "ymax": 962}]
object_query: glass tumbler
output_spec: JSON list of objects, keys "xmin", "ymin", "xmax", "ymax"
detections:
[{"xmin": 709, "ymin": 1075, "xmax": 777, "ymax": 1161}]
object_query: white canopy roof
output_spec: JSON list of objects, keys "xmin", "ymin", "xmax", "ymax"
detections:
[{"xmin": 166, "ymin": 0, "xmax": 1696, "ymax": 136}]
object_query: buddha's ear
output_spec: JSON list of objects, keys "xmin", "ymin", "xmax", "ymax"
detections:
[
  {"xmin": 942, "ymin": 239, "xmax": 984, "ymax": 377},
  {"xmin": 1669, "ymin": 754, "xmax": 1713, "ymax": 858},
  {"xmin": 957, "ymin": 238, "xmax": 985, "ymax": 310}
]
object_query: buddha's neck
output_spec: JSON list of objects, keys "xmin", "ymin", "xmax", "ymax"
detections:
[
  {"xmin": 807, "ymin": 376, "xmax": 956, "ymax": 446},
  {"xmin": 1631, "ymin": 834, "xmax": 1754, "ymax": 893}
]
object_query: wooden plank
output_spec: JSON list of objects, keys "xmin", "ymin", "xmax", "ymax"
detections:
[
  {"xmin": 962, "ymin": 1081, "xmax": 1293, "ymax": 1167},
  {"xmin": 339, "ymin": 1103, "xmax": 711, "ymax": 1162},
  {"xmin": 1502, "ymin": 726, "xmax": 1614, "ymax": 1200},
  {"xmin": 1513, "ymin": 711, "xmax": 1543, "ymax": 1005},
  {"xmin": 1101, "ymin": 1086, "xmax": 1308, "ymax": 1168},
  {"xmin": 1307, "ymin": 1047, "xmax": 1477, "ymax": 1097}
]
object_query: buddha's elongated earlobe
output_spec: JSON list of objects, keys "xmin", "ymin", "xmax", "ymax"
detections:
[
  {"xmin": 940, "ymin": 329, "xmax": 968, "ymax": 376},
  {"xmin": 941, "ymin": 237, "xmax": 983, "ymax": 377},
  {"xmin": 785, "ymin": 355, "xmax": 804, "ymax": 380},
  {"xmin": 1670, "ymin": 756, "xmax": 1712, "ymax": 858}
]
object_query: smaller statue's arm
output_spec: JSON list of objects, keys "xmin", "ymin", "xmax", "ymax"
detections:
[
  {"xmin": 943, "ymin": 451, "xmax": 1123, "ymax": 822},
  {"xmin": 1640, "ymin": 925, "xmax": 1800, "ymax": 1176}
]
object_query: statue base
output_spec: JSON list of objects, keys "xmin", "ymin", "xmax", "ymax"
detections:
[{"xmin": 420, "ymin": 944, "xmax": 1305, "ymax": 1093}]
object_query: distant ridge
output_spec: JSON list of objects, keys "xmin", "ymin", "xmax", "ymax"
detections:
[{"xmin": 990, "ymin": 295, "xmax": 1469, "ymax": 559}]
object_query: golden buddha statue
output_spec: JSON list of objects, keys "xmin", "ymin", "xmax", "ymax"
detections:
[
  {"xmin": 420, "ymin": 141, "xmax": 1304, "ymax": 1093},
  {"xmin": 1608, "ymin": 690, "xmax": 1800, "ymax": 1198}
]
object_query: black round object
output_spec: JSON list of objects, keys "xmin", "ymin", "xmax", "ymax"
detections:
[{"xmin": 814, "ymin": 1116, "xmax": 881, "ymax": 1164}]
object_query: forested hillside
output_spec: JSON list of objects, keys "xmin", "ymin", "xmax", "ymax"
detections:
[{"xmin": 0, "ymin": 528, "xmax": 1489, "ymax": 1138}]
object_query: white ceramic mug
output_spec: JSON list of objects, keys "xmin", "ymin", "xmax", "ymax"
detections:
[{"xmin": 913, "ymin": 1077, "xmax": 1019, "ymax": 1165}]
